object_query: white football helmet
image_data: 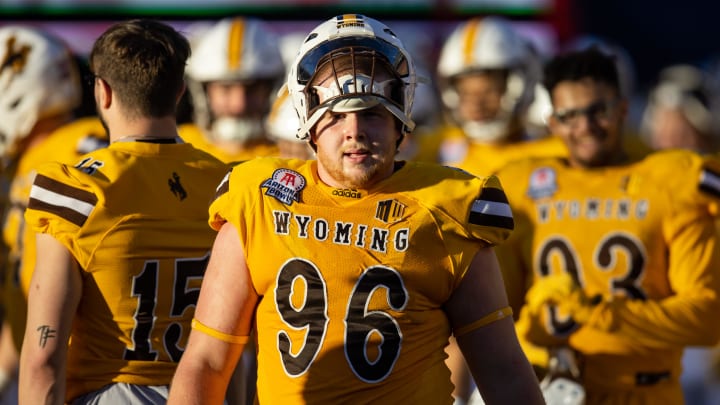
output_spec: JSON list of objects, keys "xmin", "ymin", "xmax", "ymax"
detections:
[
  {"xmin": 287, "ymin": 14, "xmax": 417, "ymax": 141},
  {"xmin": 0, "ymin": 25, "xmax": 81, "ymax": 156},
  {"xmin": 437, "ymin": 16, "xmax": 537, "ymax": 142},
  {"xmin": 185, "ymin": 17, "xmax": 284, "ymax": 143},
  {"xmin": 640, "ymin": 64, "xmax": 720, "ymax": 150},
  {"xmin": 266, "ymin": 86, "xmax": 300, "ymax": 143}
]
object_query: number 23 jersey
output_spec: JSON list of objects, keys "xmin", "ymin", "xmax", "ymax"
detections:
[
  {"xmin": 494, "ymin": 149, "xmax": 720, "ymax": 388},
  {"xmin": 209, "ymin": 158, "xmax": 514, "ymax": 404}
]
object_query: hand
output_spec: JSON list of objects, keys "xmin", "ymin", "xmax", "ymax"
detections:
[{"xmin": 526, "ymin": 273, "xmax": 599, "ymax": 324}]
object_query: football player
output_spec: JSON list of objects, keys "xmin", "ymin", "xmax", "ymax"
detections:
[
  {"xmin": 181, "ymin": 17, "xmax": 283, "ymax": 163},
  {"xmin": 494, "ymin": 46, "xmax": 720, "ymax": 405},
  {"xmin": 0, "ymin": 25, "xmax": 110, "ymax": 402},
  {"xmin": 430, "ymin": 16, "xmax": 567, "ymax": 177},
  {"xmin": 168, "ymin": 14, "xmax": 544, "ymax": 405},
  {"xmin": 18, "ymin": 20, "xmax": 228, "ymax": 403}
]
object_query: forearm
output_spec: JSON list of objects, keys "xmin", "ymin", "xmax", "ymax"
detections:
[
  {"xmin": 168, "ymin": 327, "xmax": 247, "ymax": 405},
  {"xmin": 169, "ymin": 360, "xmax": 231, "ymax": 405},
  {"xmin": 458, "ymin": 318, "xmax": 544, "ymax": 405},
  {"xmin": 18, "ymin": 349, "xmax": 65, "ymax": 405}
]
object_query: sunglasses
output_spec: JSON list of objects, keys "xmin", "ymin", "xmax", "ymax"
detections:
[{"xmin": 552, "ymin": 98, "xmax": 620, "ymax": 127}]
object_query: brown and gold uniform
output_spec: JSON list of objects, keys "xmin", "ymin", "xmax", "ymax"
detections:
[
  {"xmin": 495, "ymin": 149, "xmax": 720, "ymax": 405},
  {"xmin": 209, "ymin": 158, "xmax": 514, "ymax": 404},
  {"xmin": 24, "ymin": 139, "xmax": 228, "ymax": 402}
]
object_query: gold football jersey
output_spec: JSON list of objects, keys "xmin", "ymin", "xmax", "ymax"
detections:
[
  {"xmin": 495, "ymin": 149, "xmax": 720, "ymax": 392},
  {"xmin": 2, "ymin": 117, "xmax": 109, "ymax": 350},
  {"xmin": 432, "ymin": 125, "xmax": 568, "ymax": 177},
  {"xmin": 209, "ymin": 158, "xmax": 514, "ymax": 404},
  {"xmin": 24, "ymin": 140, "xmax": 228, "ymax": 402},
  {"xmin": 178, "ymin": 122, "xmax": 279, "ymax": 163}
]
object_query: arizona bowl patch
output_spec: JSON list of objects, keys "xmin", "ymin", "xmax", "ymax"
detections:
[
  {"xmin": 527, "ymin": 167, "xmax": 557, "ymax": 199},
  {"xmin": 261, "ymin": 169, "xmax": 306, "ymax": 205}
]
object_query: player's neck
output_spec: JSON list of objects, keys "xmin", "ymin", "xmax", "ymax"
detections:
[{"xmin": 109, "ymin": 115, "xmax": 179, "ymax": 143}]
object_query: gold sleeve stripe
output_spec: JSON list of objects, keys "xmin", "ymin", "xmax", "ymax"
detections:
[
  {"xmin": 212, "ymin": 169, "xmax": 232, "ymax": 202},
  {"xmin": 191, "ymin": 318, "xmax": 249, "ymax": 344},
  {"xmin": 469, "ymin": 187, "xmax": 513, "ymax": 230},
  {"xmin": 28, "ymin": 174, "xmax": 98, "ymax": 227},
  {"xmin": 453, "ymin": 306, "xmax": 512, "ymax": 337}
]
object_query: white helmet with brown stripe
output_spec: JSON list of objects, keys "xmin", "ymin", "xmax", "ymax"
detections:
[
  {"xmin": 286, "ymin": 14, "xmax": 418, "ymax": 142},
  {"xmin": 185, "ymin": 17, "xmax": 284, "ymax": 143},
  {"xmin": 0, "ymin": 25, "xmax": 81, "ymax": 156},
  {"xmin": 437, "ymin": 16, "xmax": 537, "ymax": 142}
]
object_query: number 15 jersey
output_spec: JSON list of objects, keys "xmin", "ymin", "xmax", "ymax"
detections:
[
  {"xmin": 209, "ymin": 158, "xmax": 514, "ymax": 404},
  {"xmin": 24, "ymin": 140, "xmax": 229, "ymax": 402}
]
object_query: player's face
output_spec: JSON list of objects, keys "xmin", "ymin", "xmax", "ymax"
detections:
[
  {"xmin": 206, "ymin": 80, "xmax": 273, "ymax": 119},
  {"xmin": 312, "ymin": 105, "xmax": 400, "ymax": 189},
  {"xmin": 453, "ymin": 71, "xmax": 505, "ymax": 122},
  {"xmin": 549, "ymin": 78, "xmax": 627, "ymax": 168}
]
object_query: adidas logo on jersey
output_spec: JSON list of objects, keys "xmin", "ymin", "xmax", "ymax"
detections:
[{"xmin": 332, "ymin": 188, "xmax": 362, "ymax": 199}]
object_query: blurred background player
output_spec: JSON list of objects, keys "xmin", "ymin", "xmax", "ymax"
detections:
[
  {"xmin": 431, "ymin": 16, "xmax": 564, "ymax": 403},
  {"xmin": 494, "ymin": 46, "xmax": 720, "ymax": 405},
  {"xmin": 640, "ymin": 64, "xmax": 720, "ymax": 153},
  {"xmin": 0, "ymin": 25, "xmax": 108, "ymax": 404},
  {"xmin": 181, "ymin": 16, "xmax": 283, "ymax": 163},
  {"xmin": 432, "ymin": 16, "xmax": 566, "ymax": 177},
  {"xmin": 265, "ymin": 87, "xmax": 314, "ymax": 160},
  {"xmin": 640, "ymin": 63, "xmax": 720, "ymax": 405},
  {"xmin": 264, "ymin": 31, "xmax": 315, "ymax": 160},
  {"xmin": 562, "ymin": 35, "xmax": 652, "ymax": 160}
]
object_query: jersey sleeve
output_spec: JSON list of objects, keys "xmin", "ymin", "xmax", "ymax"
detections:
[
  {"xmin": 413, "ymin": 166, "xmax": 514, "ymax": 246},
  {"xmin": 24, "ymin": 162, "xmax": 99, "ymax": 268},
  {"xmin": 208, "ymin": 162, "xmax": 259, "ymax": 237}
]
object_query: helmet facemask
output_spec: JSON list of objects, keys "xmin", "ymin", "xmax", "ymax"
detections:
[{"xmin": 297, "ymin": 46, "xmax": 415, "ymax": 145}]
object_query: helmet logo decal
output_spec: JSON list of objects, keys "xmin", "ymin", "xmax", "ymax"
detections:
[
  {"xmin": 0, "ymin": 36, "xmax": 31, "ymax": 82},
  {"xmin": 261, "ymin": 168, "xmax": 306, "ymax": 205},
  {"xmin": 336, "ymin": 14, "xmax": 364, "ymax": 29},
  {"xmin": 168, "ymin": 172, "xmax": 187, "ymax": 201}
]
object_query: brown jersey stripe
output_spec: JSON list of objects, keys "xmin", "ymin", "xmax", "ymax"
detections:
[
  {"xmin": 478, "ymin": 186, "xmax": 509, "ymax": 203},
  {"xmin": 469, "ymin": 211, "xmax": 514, "ymax": 230},
  {"xmin": 34, "ymin": 174, "xmax": 98, "ymax": 205},
  {"xmin": 212, "ymin": 169, "xmax": 232, "ymax": 202},
  {"xmin": 27, "ymin": 198, "xmax": 89, "ymax": 227}
]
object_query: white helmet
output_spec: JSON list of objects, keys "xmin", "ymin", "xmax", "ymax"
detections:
[
  {"xmin": 266, "ymin": 86, "xmax": 300, "ymax": 142},
  {"xmin": 0, "ymin": 25, "xmax": 81, "ymax": 156},
  {"xmin": 437, "ymin": 16, "xmax": 537, "ymax": 142},
  {"xmin": 640, "ymin": 64, "xmax": 720, "ymax": 150},
  {"xmin": 287, "ymin": 14, "xmax": 417, "ymax": 140},
  {"xmin": 185, "ymin": 17, "xmax": 284, "ymax": 143}
]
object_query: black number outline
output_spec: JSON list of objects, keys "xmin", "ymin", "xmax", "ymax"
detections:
[
  {"xmin": 123, "ymin": 253, "xmax": 209, "ymax": 362},
  {"xmin": 275, "ymin": 259, "xmax": 408, "ymax": 383}
]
